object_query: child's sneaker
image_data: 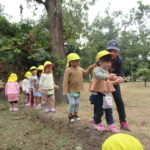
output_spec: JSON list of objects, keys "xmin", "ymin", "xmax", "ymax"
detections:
[
  {"xmin": 26, "ymin": 103, "xmax": 32, "ymax": 107},
  {"xmin": 9, "ymin": 108, "xmax": 13, "ymax": 112},
  {"xmin": 106, "ymin": 124, "xmax": 121, "ymax": 133},
  {"xmin": 120, "ymin": 122, "xmax": 131, "ymax": 131},
  {"xmin": 94, "ymin": 123, "xmax": 106, "ymax": 132},
  {"xmin": 74, "ymin": 115, "xmax": 80, "ymax": 121},
  {"xmin": 51, "ymin": 108, "xmax": 56, "ymax": 113},
  {"xmin": 90, "ymin": 120, "xmax": 95, "ymax": 124},
  {"xmin": 43, "ymin": 108, "xmax": 51, "ymax": 113},
  {"xmin": 68, "ymin": 116, "xmax": 76, "ymax": 123},
  {"xmin": 13, "ymin": 107, "xmax": 19, "ymax": 112},
  {"xmin": 35, "ymin": 104, "xmax": 43, "ymax": 110}
]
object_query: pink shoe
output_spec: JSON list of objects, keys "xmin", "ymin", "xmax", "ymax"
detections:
[
  {"xmin": 94, "ymin": 123, "xmax": 106, "ymax": 132},
  {"xmin": 9, "ymin": 108, "xmax": 13, "ymax": 112},
  {"xmin": 90, "ymin": 120, "xmax": 95, "ymax": 124},
  {"xmin": 25, "ymin": 103, "xmax": 32, "ymax": 107},
  {"xmin": 107, "ymin": 124, "xmax": 121, "ymax": 133}
]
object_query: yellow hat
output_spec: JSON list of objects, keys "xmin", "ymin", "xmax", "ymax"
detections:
[
  {"xmin": 96, "ymin": 50, "xmax": 111, "ymax": 61},
  {"xmin": 8, "ymin": 73, "xmax": 18, "ymax": 82},
  {"xmin": 102, "ymin": 133, "xmax": 144, "ymax": 150},
  {"xmin": 44, "ymin": 61, "xmax": 54, "ymax": 68},
  {"xmin": 25, "ymin": 71, "xmax": 32, "ymax": 78},
  {"xmin": 38, "ymin": 65, "xmax": 44, "ymax": 71},
  {"xmin": 30, "ymin": 66, "xmax": 37, "ymax": 71},
  {"xmin": 67, "ymin": 53, "xmax": 80, "ymax": 62}
]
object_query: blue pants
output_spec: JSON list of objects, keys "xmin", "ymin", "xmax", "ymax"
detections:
[
  {"xmin": 68, "ymin": 95, "xmax": 80, "ymax": 113},
  {"xmin": 90, "ymin": 93, "xmax": 114, "ymax": 125}
]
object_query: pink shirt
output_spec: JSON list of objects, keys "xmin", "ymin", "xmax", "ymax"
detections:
[{"xmin": 5, "ymin": 82, "xmax": 20, "ymax": 95}]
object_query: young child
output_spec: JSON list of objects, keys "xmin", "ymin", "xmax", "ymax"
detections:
[
  {"xmin": 28, "ymin": 66, "xmax": 37, "ymax": 107},
  {"xmin": 5, "ymin": 73, "xmax": 20, "ymax": 111},
  {"xmin": 22, "ymin": 71, "xmax": 31, "ymax": 105},
  {"xmin": 63, "ymin": 53, "xmax": 95, "ymax": 122},
  {"xmin": 89, "ymin": 50, "xmax": 124, "ymax": 133},
  {"xmin": 39, "ymin": 61, "xmax": 59, "ymax": 113},
  {"xmin": 33, "ymin": 65, "xmax": 44, "ymax": 110}
]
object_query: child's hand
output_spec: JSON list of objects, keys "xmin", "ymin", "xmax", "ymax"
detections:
[
  {"xmin": 106, "ymin": 73, "xmax": 117, "ymax": 80},
  {"xmin": 54, "ymin": 85, "xmax": 59, "ymax": 89}
]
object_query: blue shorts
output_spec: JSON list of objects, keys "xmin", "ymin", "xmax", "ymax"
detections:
[{"xmin": 33, "ymin": 91, "xmax": 42, "ymax": 97}]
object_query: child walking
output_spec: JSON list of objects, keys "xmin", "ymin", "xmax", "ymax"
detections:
[
  {"xmin": 5, "ymin": 73, "xmax": 20, "ymax": 111},
  {"xmin": 22, "ymin": 71, "xmax": 31, "ymax": 105},
  {"xmin": 63, "ymin": 53, "xmax": 95, "ymax": 122},
  {"xmin": 39, "ymin": 61, "xmax": 59, "ymax": 113},
  {"xmin": 89, "ymin": 50, "xmax": 124, "ymax": 133},
  {"xmin": 33, "ymin": 65, "xmax": 44, "ymax": 110},
  {"xmin": 28, "ymin": 66, "xmax": 37, "ymax": 107}
]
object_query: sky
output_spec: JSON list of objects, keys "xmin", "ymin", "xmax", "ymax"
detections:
[{"xmin": 0, "ymin": 0, "xmax": 150, "ymax": 23}]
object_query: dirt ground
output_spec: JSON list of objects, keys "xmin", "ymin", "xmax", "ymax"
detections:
[{"xmin": 0, "ymin": 82, "xmax": 149, "ymax": 150}]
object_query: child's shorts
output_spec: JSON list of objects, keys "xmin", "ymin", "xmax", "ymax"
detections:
[{"xmin": 33, "ymin": 91, "xmax": 42, "ymax": 97}]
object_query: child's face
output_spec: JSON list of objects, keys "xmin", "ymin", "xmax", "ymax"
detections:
[
  {"xmin": 99, "ymin": 60, "xmax": 112, "ymax": 71},
  {"xmin": 45, "ymin": 66, "xmax": 52, "ymax": 73},
  {"xmin": 70, "ymin": 60, "xmax": 80, "ymax": 67},
  {"xmin": 110, "ymin": 50, "xmax": 119, "ymax": 57},
  {"xmin": 31, "ymin": 70, "xmax": 37, "ymax": 76}
]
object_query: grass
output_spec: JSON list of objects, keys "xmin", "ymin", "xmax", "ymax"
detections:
[{"xmin": 0, "ymin": 82, "xmax": 150, "ymax": 150}]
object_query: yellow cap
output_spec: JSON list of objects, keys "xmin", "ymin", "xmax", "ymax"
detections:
[
  {"xmin": 25, "ymin": 71, "xmax": 32, "ymax": 78},
  {"xmin": 96, "ymin": 50, "xmax": 111, "ymax": 61},
  {"xmin": 38, "ymin": 65, "xmax": 44, "ymax": 71},
  {"xmin": 8, "ymin": 73, "xmax": 18, "ymax": 82},
  {"xmin": 44, "ymin": 61, "xmax": 54, "ymax": 68},
  {"xmin": 30, "ymin": 66, "xmax": 37, "ymax": 71},
  {"xmin": 67, "ymin": 53, "xmax": 80, "ymax": 62},
  {"xmin": 102, "ymin": 133, "xmax": 144, "ymax": 150}
]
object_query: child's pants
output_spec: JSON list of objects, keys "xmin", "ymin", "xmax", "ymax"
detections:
[
  {"xmin": 42, "ymin": 90, "xmax": 55, "ymax": 108},
  {"xmin": 68, "ymin": 95, "xmax": 80, "ymax": 113},
  {"xmin": 90, "ymin": 93, "xmax": 114, "ymax": 125}
]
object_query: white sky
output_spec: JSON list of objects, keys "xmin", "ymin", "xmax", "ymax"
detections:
[{"xmin": 0, "ymin": 0, "xmax": 150, "ymax": 23}]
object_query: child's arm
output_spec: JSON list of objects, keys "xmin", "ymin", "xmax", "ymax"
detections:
[
  {"xmin": 83, "ymin": 64, "xmax": 96, "ymax": 76},
  {"xmin": 22, "ymin": 80, "xmax": 26, "ymax": 92},
  {"xmin": 63, "ymin": 69, "xmax": 69, "ymax": 96}
]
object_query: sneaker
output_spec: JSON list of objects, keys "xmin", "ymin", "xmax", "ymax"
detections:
[
  {"xmin": 94, "ymin": 123, "xmax": 106, "ymax": 132},
  {"xmin": 68, "ymin": 116, "xmax": 76, "ymax": 123},
  {"xmin": 13, "ymin": 107, "xmax": 19, "ymax": 112},
  {"xmin": 107, "ymin": 124, "xmax": 121, "ymax": 133},
  {"xmin": 74, "ymin": 115, "xmax": 80, "ymax": 121},
  {"xmin": 35, "ymin": 104, "xmax": 43, "ymax": 110},
  {"xmin": 51, "ymin": 108, "xmax": 56, "ymax": 113},
  {"xmin": 25, "ymin": 103, "xmax": 32, "ymax": 107},
  {"xmin": 9, "ymin": 108, "xmax": 13, "ymax": 112},
  {"xmin": 43, "ymin": 108, "xmax": 51, "ymax": 113},
  {"xmin": 90, "ymin": 120, "xmax": 95, "ymax": 124},
  {"xmin": 120, "ymin": 122, "xmax": 131, "ymax": 131}
]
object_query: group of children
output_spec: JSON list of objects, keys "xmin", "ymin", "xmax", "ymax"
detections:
[
  {"xmin": 5, "ymin": 61, "xmax": 58, "ymax": 113},
  {"xmin": 5, "ymin": 40, "xmax": 129, "ymax": 134}
]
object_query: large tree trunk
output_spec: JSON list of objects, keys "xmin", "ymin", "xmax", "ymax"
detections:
[{"xmin": 45, "ymin": 0, "xmax": 65, "ymax": 104}]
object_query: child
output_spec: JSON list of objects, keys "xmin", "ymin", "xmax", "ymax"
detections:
[
  {"xmin": 22, "ymin": 71, "xmax": 31, "ymax": 105},
  {"xmin": 5, "ymin": 73, "xmax": 20, "ymax": 111},
  {"xmin": 106, "ymin": 40, "xmax": 130, "ymax": 131},
  {"xmin": 102, "ymin": 133, "xmax": 144, "ymax": 150},
  {"xmin": 63, "ymin": 53, "xmax": 95, "ymax": 122},
  {"xmin": 33, "ymin": 65, "xmax": 44, "ymax": 110},
  {"xmin": 28, "ymin": 66, "xmax": 37, "ymax": 107},
  {"xmin": 39, "ymin": 61, "xmax": 59, "ymax": 113},
  {"xmin": 89, "ymin": 50, "xmax": 124, "ymax": 133}
]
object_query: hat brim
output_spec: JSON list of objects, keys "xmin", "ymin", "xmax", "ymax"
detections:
[
  {"xmin": 106, "ymin": 46, "xmax": 120, "ymax": 51},
  {"xmin": 44, "ymin": 64, "xmax": 54, "ymax": 68}
]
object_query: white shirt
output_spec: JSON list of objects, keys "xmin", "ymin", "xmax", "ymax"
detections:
[{"xmin": 22, "ymin": 79, "xmax": 30, "ymax": 93}]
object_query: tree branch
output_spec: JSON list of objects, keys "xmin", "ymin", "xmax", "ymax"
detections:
[{"xmin": 34, "ymin": 0, "xmax": 46, "ymax": 6}]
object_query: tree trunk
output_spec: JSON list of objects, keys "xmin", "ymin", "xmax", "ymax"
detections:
[
  {"xmin": 45, "ymin": 0, "xmax": 65, "ymax": 104},
  {"xmin": 144, "ymin": 80, "xmax": 147, "ymax": 87}
]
